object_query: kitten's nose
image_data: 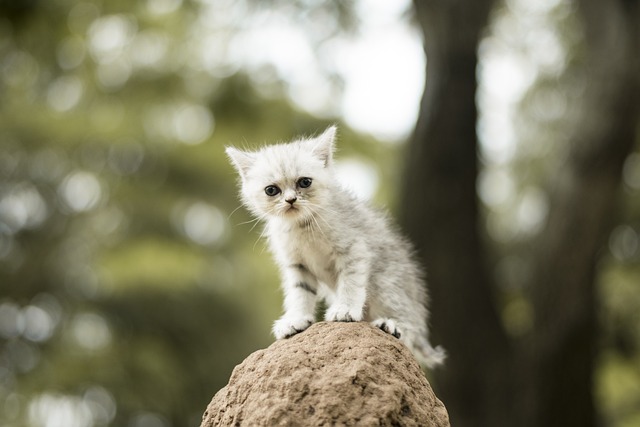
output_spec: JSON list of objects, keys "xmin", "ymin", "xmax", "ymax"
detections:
[{"xmin": 285, "ymin": 196, "xmax": 297, "ymax": 205}]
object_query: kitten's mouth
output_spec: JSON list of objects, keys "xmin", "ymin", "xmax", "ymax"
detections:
[
  {"xmin": 283, "ymin": 206, "xmax": 311, "ymax": 222},
  {"xmin": 283, "ymin": 205, "xmax": 299, "ymax": 215}
]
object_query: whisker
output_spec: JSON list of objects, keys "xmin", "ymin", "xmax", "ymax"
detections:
[
  {"xmin": 253, "ymin": 226, "xmax": 269, "ymax": 252},
  {"xmin": 305, "ymin": 213, "xmax": 318, "ymax": 241},
  {"xmin": 309, "ymin": 212, "xmax": 328, "ymax": 241},
  {"xmin": 251, "ymin": 207, "xmax": 277, "ymax": 252},
  {"xmin": 227, "ymin": 204, "xmax": 244, "ymax": 220},
  {"xmin": 248, "ymin": 215, "xmax": 266, "ymax": 232},
  {"xmin": 305, "ymin": 203, "xmax": 333, "ymax": 231},
  {"xmin": 315, "ymin": 212, "xmax": 332, "ymax": 231},
  {"xmin": 305, "ymin": 202, "xmax": 339, "ymax": 221},
  {"xmin": 235, "ymin": 217, "xmax": 260, "ymax": 227}
]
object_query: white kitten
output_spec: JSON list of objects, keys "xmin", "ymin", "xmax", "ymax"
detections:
[{"xmin": 226, "ymin": 126, "xmax": 445, "ymax": 368}]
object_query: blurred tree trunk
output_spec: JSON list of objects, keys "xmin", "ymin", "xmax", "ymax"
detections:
[
  {"xmin": 400, "ymin": 0, "xmax": 639, "ymax": 426},
  {"xmin": 526, "ymin": 0, "xmax": 639, "ymax": 426},
  {"xmin": 400, "ymin": 1, "xmax": 515, "ymax": 426}
]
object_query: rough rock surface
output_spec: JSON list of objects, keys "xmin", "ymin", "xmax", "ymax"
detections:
[{"xmin": 201, "ymin": 321, "xmax": 450, "ymax": 426}]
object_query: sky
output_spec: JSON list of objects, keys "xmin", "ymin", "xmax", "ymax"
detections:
[
  {"xmin": 216, "ymin": 0, "xmax": 425, "ymax": 142},
  {"xmin": 338, "ymin": 0, "xmax": 425, "ymax": 141},
  {"xmin": 203, "ymin": 0, "xmax": 426, "ymax": 199},
  {"xmin": 76, "ymin": 0, "xmax": 561, "ymax": 202}
]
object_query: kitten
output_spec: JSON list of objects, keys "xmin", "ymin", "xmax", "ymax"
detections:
[{"xmin": 226, "ymin": 126, "xmax": 445, "ymax": 368}]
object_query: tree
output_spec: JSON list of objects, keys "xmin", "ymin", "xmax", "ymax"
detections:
[
  {"xmin": 0, "ymin": 2, "xmax": 384, "ymax": 425},
  {"xmin": 3, "ymin": 0, "xmax": 639, "ymax": 425},
  {"xmin": 400, "ymin": 0, "xmax": 639, "ymax": 426}
]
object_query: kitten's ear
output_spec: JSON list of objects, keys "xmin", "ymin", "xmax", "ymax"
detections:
[
  {"xmin": 225, "ymin": 146, "xmax": 256, "ymax": 181},
  {"xmin": 312, "ymin": 125, "xmax": 337, "ymax": 167}
]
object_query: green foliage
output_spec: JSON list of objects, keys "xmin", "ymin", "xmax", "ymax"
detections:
[
  {"xmin": 3, "ymin": 0, "xmax": 637, "ymax": 426},
  {"xmin": 480, "ymin": 2, "xmax": 640, "ymax": 425},
  {"xmin": 0, "ymin": 1, "xmax": 394, "ymax": 426}
]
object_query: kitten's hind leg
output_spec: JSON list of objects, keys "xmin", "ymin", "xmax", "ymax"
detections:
[{"xmin": 372, "ymin": 318, "xmax": 402, "ymax": 339}]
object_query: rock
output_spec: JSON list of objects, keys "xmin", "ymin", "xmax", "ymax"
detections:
[{"xmin": 201, "ymin": 321, "xmax": 450, "ymax": 426}]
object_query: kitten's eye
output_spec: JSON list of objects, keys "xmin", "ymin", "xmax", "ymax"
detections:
[
  {"xmin": 297, "ymin": 177, "xmax": 312, "ymax": 189},
  {"xmin": 265, "ymin": 185, "xmax": 281, "ymax": 196}
]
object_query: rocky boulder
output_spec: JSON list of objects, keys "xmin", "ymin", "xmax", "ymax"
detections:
[{"xmin": 201, "ymin": 321, "xmax": 450, "ymax": 426}]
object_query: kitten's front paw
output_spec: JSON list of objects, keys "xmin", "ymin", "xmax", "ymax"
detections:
[
  {"xmin": 325, "ymin": 304, "xmax": 363, "ymax": 323},
  {"xmin": 272, "ymin": 315, "xmax": 314, "ymax": 339},
  {"xmin": 372, "ymin": 318, "xmax": 402, "ymax": 339}
]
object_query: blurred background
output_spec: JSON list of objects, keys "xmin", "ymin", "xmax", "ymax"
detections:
[{"xmin": 0, "ymin": 0, "xmax": 638, "ymax": 426}]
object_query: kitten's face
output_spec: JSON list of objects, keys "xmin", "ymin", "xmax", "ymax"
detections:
[{"xmin": 226, "ymin": 126, "xmax": 337, "ymax": 225}]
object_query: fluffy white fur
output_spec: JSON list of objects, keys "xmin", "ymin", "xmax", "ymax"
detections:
[{"xmin": 226, "ymin": 126, "xmax": 445, "ymax": 368}]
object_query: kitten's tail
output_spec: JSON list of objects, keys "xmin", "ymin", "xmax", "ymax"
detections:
[{"xmin": 414, "ymin": 336, "xmax": 447, "ymax": 369}]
